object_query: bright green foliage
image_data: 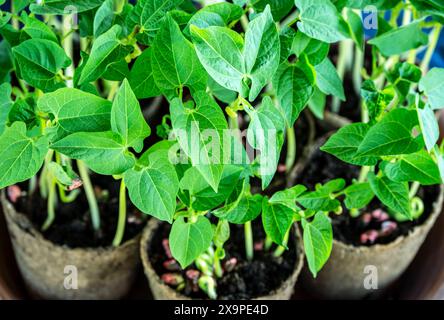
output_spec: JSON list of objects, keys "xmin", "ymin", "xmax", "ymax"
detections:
[
  {"xmin": 0, "ymin": 122, "xmax": 48, "ymax": 188},
  {"xmin": 191, "ymin": 5, "xmax": 280, "ymax": 101},
  {"xmin": 295, "ymin": 0, "xmax": 347, "ymax": 43},
  {"xmin": 79, "ymin": 25, "xmax": 132, "ymax": 84},
  {"xmin": 302, "ymin": 212, "xmax": 333, "ymax": 277},
  {"xmin": 369, "ymin": 20, "xmax": 428, "ymax": 56},
  {"xmin": 246, "ymin": 96, "xmax": 285, "ymax": 189},
  {"xmin": 169, "ymin": 216, "xmax": 214, "ymax": 268},
  {"xmin": 368, "ymin": 173, "xmax": 411, "ymax": 219},
  {"xmin": 111, "ymin": 79, "xmax": 150, "ymax": 153},
  {"xmin": 171, "ymin": 92, "xmax": 228, "ymax": 192},
  {"xmin": 152, "ymin": 14, "xmax": 207, "ymax": 99},
  {"xmin": 127, "ymin": 0, "xmax": 184, "ymax": 45},
  {"xmin": 12, "ymin": 39, "xmax": 71, "ymax": 92},
  {"xmin": 125, "ymin": 142, "xmax": 179, "ymax": 223}
]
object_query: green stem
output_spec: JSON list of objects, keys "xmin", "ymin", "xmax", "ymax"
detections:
[
  {"xmin": 273, "ymin": 229, "xmax": 290, "ymax": 258},
  {"xmin": 358, "ymin": 166, "xmax": 371, "ymax": 183},
  {"xmin": 332, "ymin": 40, "xmax": 350, "ymax": 113},
  {"xmin": 42, "ymin": 177, "xmax": 57, "ymax": 231},
  {"xmin": 420, "ymin": 25, "xmax": 443, "ymax": 72},
  {"xmin": 112, "ymin": 179, "xmax": 127, "ymax": 247},
  {"xmin": 264, "ymin": 235, "xmax": 273, "ymax": 251},
  {"xmin": 77, "ymin": 160, "xmax": 101, "ymax": 231},
  {"xmin": 409, "ymin": 181, "xmax": 421, "ymax": 199},
  {"xmin": 244, "ymin": 221, "xmax": 254, "ymax": 261},
  {"xmin": 353, "ymin": 46, "xmax": 364, "ymax": 95},
  {"xmin": 285, "ymin": 127, "xmax": 296, "ymax": 173},
  {"xmin": 214, "ymin": 254, "xmax": 223, "ymax": 278}
]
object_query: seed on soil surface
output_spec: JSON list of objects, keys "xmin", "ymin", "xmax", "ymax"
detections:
[
  {"xmin": 163, "ymin": 259, "xmax": 181, "ymax": 271},
  {"xmin": 161, "ymin": 273, "xmax": 184, "ymax": 286},
  {"xmin": 254, "ymin": 240, "xmax": 264, "ymax": 251},
  {"xmin": 7, "ymin": 185, "xmax": 22, "ymax": 203},
  {"xmin": 224, "ymin": 257, "xmax": 237, "ymax": 272},
  {"xmin": 379, "ymin": 221, "xmax": 398, "ymax": 237},
  {"xmin": 372, "ymin": 209, "xmax": 389, "ymax": 222},
  {"xmin": 360, "ymin": 230, "xmax": 379, "ymax": 244}
]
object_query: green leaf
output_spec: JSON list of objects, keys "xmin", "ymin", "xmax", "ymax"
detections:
[
  {"xmin": 196, "ymin": 2, "xmax": 243, "ymax": 25},
  {"xmin": 387, "ymin": 62, "xmax": 422, "ymax": 98},
  {"xmin": 128, "ymin": 47, "xmax": 161, "ymax": 99},
  {"xmin": 51, "ymin": 131, "xmax": 135, "ymax": 175},
  {"xmin": 297, "ymin": 179, "xmax": 345, "ymax": 211},
  {"xmin": 191, "ymin": 25, "xmax": 245, "ymax": 94},
  {"xmin": 213, "ymin": 219, "xmax": 230, "ymax": 249},
  {"xmin": 21, "ymin": 12, "xmax": 58, "ymax": 42},
  {"xmin": 111, "ymin": 79, "xmax": 150, "ymax": 153},
  {"xmin": 314, "ymin": 58, "xmax": 345, "ymax": 101},
  {"xmin": 321, "ymin": 123, "xmax": 378, "ymax": 166},
  {"xmin": 191, "ymin": 5, "xmax": 280, "ymax": 101},
  {"xmin": 295, "ymin": 0, "xmax": 347, "ymax": 43},
  {"xmin": 301, "ymin": 212, "xmax": 333, "ymax": 277},
  {"xmin": 12, "ymin": 39, "xmax": 71, "ymax": 92},
  {"xmin": 93, "ymin": 0, "xmax": 115, "ymax": 37},
  {"xmin": 273, "ymin": 62, "xmax": 314, "ymax": 127},
  {"xmin": 417, "ymin": 103, "xmax": 439, "ymax": 152},
  {"xmin": 252, "ymin": 0, "xmax": 294, "ymax": 21},
  {"xmin": 344, "ymin": 8, "xmax": 364, "ymax": 49},
  {"xmin": 269, "ymin": 184, "xmax": 307, "ymax": 211},
  {"xmin": 262, "ymin": 200, "xmax": 294, "ymax": 246},
  {"xmin": 382, "ymin": 151, "xmax": 441, "ymax": 185},
  {"xmin": 308, "ymin": 87, "xmax": 326, "ymax": 119},
  {"xmin": 360, "ymin": 80, "xmax": 392, "ymax": 122},
  {"xmin": 127, "ymin": 0, "xmax": 184, "ymax": 45},
  {"xmin": 0, "ymin": 122, "xmax": 48, "ymax": 188},
  {"xmin": 368, "ymin": 20, "xmax": 428, "ymax": 56},
  {"xmin": 357, "ymin": 109, "xmax": 422, "ymax": 157},
  {"xmin": 292, "ymin": 32, "xmax": 330, "ymax": 66},
  {"xmin": 170, "ymin": 92, "xmax": 228, "ymax": 192},
  {"xmin": 368, "ymin": 172, "xmax": 411, "ymax": 219},
  {"xmin": 169, "ymin": 216, "xmax": 214, "ymax": 268},
  {"xmin": 79, "ymin": 25, "xmax": 132, "ymax": 84},
  {"xmin": 214, "ymin": 193, "xmax": 263, "ymax": 224},
  {"xmin": 124, "ymin": 141, "xmax": 179, "ymax": 223},
  {"xmin": 243, "ymin": 5, "xmax": 280, "ymax": 101},
  {"xmin": 30, "ymin": 0, "xmax": 104, "ymax": 14},
  {"xmin": 37, "ymin": 88, "xmax": 112, "ymax": 141},
  {"xmin": 180, "ymin": 165, "xmax": 243, "ymax": 211},
  {"xmin": 344, "ymin": 182, "xmax": 374, "ymax": 210},
  {"xmin": 0, "ymin": 83, "xmax": 12, "ymax": 135},
  {"xmin": 8, "ymin": 98, "xmax": 38, "ymax": 130},
  {"xmin": 419, "ymin": 68, "xmax": 444, "ymax": 110},
  {"xmin": 246, "ymin": 96, "xmax": 285, "ymax": 189},
  {"xmin": 152, "ymin": 14, "xmax": 207, "ymax": 99},
  {"xmin": 102, "ymin": 59, "xmax": 130, "ymax": 82},
  {"xmin": 279, "ymin": 27, "xmax": 296, "ymax": 63}
]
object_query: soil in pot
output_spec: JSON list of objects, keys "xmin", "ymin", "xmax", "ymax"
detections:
[
  {"xmin": 149, "ymin": 218, "xmax": 298, "ymax": 299},
  {"xmin": 296, "ymin": 150, "xmax": 440, "ymax": 246},
  {"xmin": 11, "ymin": 175, "xmax": 146, "ymax": 248}
]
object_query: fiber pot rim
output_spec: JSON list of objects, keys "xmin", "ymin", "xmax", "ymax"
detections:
[
  {"xmin": 140, "ymin": 218, "xmax": 305, "ymax": 300},
  {"xmin": 332, "ymin": 184, "xmax": 444, "ymax": 254},
  {"xmin": 0, "ymin": 190, "xmax": 141, "ymax": 253}
]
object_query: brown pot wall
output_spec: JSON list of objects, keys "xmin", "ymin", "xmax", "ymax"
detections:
[
  {"xmin": 301, "ymin": 186, "xmax": 444, "ymax": 300},
  {"xmin": 1, "ymin": 192, "xmax": 141, "ymax": 300},
  {"xmin": 140, "ymin": 219, "xmax": 305, "ymax": 300}
]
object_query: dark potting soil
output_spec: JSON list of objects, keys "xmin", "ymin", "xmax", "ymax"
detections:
[
  {"xmin": 297, "ymin": 149, "xmax": 440, "ymax": 246},
  {"xmin": 11, "ymin": 175, "xmax": 147, "ymax": 248},
  {"xmin": 149, "ymin": 219, "xmax": 298, "ymax": 299}
]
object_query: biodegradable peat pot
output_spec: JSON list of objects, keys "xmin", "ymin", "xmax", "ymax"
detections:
[
  {"xmin": 302, "ymin": 186, "xmax": 444, "ymax": 300},
  {"xmin": 141, "ymin": 219, "xmax": 304, "ymax": 300},
  {"xmin": 1, "ymin": 192, "xmax": 141, "ymax": 300}
]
